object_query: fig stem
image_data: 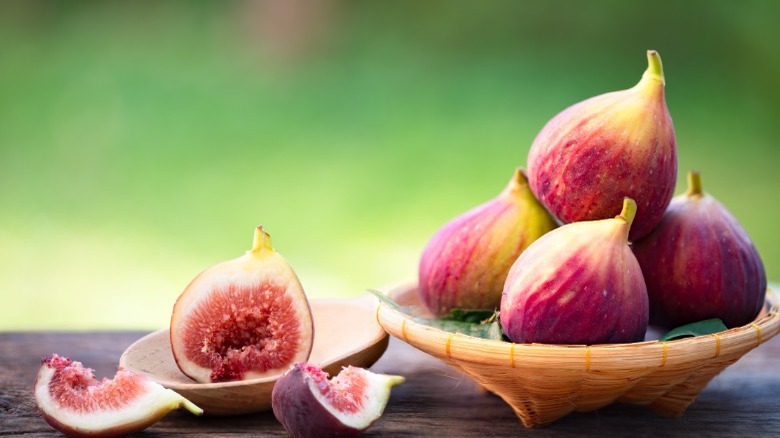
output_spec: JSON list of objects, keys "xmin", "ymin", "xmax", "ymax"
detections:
[
  {"xmin": 504, "ymin": 168, "xmax": 529, "ymax": 194},
  {"xmin": 513, "ymin": 168, "xmax": 528, "ymax": 186},
  {"xmin": 249, "ymin": 226, "xmax": 274, "ymax": 254},
  {"xmin": 640, "ymin": 50, "xmax": 665, "ymax": 87},
  {"xmin": 616, "ymin": 197, "xmax": 637, "ymax": 229},
  {"xmin": 386, "ymin": 375, "xmax": 406, "ymax": 387},
  {"xmin": 687, "ymin": 170, "xmax": 703, "ymax": 197},
  {"xmin": 180, "ymin": 397, "xmax": 204, "ymax": 416}
]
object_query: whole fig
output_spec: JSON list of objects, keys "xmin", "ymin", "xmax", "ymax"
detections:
[
  {"xmin": 633, "ymin": 170, "xmax": 766, "ymax": 328},
  {"xmin": 500, "ymin": 198, "xmax": 648, "ymax": 344},
  {"xmin": 418, "ymin": 169, "xmax": 557, "ymax": 316},
  {"xmin": 527, "ymin": 50, "xmax": 677, "ymax": 240}
]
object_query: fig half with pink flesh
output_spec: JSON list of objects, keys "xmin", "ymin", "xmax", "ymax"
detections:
[
  {"xmin": 34, "ymin": 354, "xmax": 202, "ymax": 438},
  {"xmin": 170, "ymin": 226, "xmax": 314, "ymax": 383},
  {"xmin": 272, "ymin": 362, "xmax": 404, "ymax": 438}
]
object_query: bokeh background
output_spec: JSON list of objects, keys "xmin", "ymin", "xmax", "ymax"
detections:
[{"xmin": 2, "ymin": 1, "xmax": 779, "ymax": 329}]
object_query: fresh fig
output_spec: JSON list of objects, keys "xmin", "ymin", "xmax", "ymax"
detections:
[
  {"xmin": 170, "ymin": 226, "xmax": 314, "ymax": 383},
  {"xmin": 527, "ymin": 50, "xmax": 677, "ymax": 240},
  {"xmin": 633, "ymin": 170, "xmax": 766, "ymax": 328},
  {"xmin": 500, "ymin": 198, "xmax": 648, "ymax": 344},
  {"xmin": 272, "ymin": 362, "xmax": 404, "ymax": 438},
  {"xmin": 418, "ymin": 168, "xmax": 557, "ymax": 316},
  {"xmin": 34, "ymin": 354, "xmax": 202, "ymax": 438}
]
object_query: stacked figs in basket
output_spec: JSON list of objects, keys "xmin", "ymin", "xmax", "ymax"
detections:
[{"xmin": 418, "ymin": 50, "xmax": 767, "ymax": 342}]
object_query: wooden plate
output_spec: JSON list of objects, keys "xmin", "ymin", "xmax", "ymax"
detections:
[{"xmin": 119, "ymin": 297, "xmax": 388, "ymax": 415}]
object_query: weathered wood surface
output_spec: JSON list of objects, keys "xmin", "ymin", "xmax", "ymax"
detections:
[{"xmin": 2, "ymin": 331, "xmax": 779, "ymax": 436}]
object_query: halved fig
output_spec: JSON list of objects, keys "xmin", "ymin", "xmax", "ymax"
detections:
[
  {"xmin": 170, "ymin": 226, "xmax": 314, "ymax": 383},
  {"xmin": 34, "ymin": 354, "xmax": 202, "ymax": 438},
  {"xmin": 272, "ymin": 362, "xmax": 404, "ymax": 438}
]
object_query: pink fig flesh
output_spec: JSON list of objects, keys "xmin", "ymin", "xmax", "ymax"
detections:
[
  {"xmin": 527, "ymin": 50, "xmax": 677, "ymax": 240},
  {"xmin": 633, "ymin": 171, "xmax": 766, "ymax": 328},
  {"xmin": 34, "ymin": 354, "xmax": 202, "ymax": 438},
  {"xmin": 272, "ymin": 363, "xmax": 404, "ymax": 438},
  {"xmin": 500, "ymin": 198, "xmax": 648, "ymax": 344},
  {"xmin": 170, "ymin": 226, "xmax": 314, "ymax": 383},
  {"xmin": 418, "ymin": 168, "xmax": 557, "ymax": 316}
]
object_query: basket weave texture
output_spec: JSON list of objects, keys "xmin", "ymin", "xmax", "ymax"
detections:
[{"xmin": 376, "ymin": 284, "xmax": 779, "ymax": 428}]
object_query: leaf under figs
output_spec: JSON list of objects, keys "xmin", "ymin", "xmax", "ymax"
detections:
[
  {"xmin": 369, "ymin": 289, "xmax": 503, "ymax": 341},
  {"xmin": 658, "ymin": 318, "xmax": 728, "ymax": 342}
]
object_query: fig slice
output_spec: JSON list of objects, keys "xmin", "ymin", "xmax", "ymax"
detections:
[
  {"xmin": 34, "ymin": 354, "xmax": 202, "ymax": 438},
  {"xmin": 272, "ymin": 362, "xmax": 404, "ymax": 438},
  {"xmin": 170, "ymin": 226, "xmax": 314, "ymax": 383}
]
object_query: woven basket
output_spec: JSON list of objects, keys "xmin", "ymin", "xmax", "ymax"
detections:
[{"xmin": 376, "ymin": 284, "xmax": 780, "ymax": 428}]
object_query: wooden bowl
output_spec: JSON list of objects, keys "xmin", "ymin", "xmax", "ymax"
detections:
[
  {"xmin": 377, "ymin": 284, "xmax": 780, "ymax": 428},
  {"xmin": 120, "ymin": 297, "xmax": 388, "ymax": 415}
]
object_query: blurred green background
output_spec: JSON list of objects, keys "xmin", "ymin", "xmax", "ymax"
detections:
[{"xmin": 2, "ymin": 1, "xmax": 779, "ymax": 329}]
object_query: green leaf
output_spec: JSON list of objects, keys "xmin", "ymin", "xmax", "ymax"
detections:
[
  {"xmin": 658, "ymin": 318, "xmax": 728, "ymax": 342},
  {"xmin": 440, "ymin": 308, "xmax": 496, "ymax": 323},
  {"xmin": 424, "ymin": 317, "xmax": 503, "ymax": 340},
  {"xmin": 367, "ymin": 289, "xmax": 421, "ymax": 317},
  {"xmin": 368, "ymin": 289, "xmax": 504, "ymax": 341}
]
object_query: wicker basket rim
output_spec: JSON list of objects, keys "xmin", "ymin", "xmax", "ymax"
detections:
[{"xmin": 378, "ymin": 286, "xmax": 779, "ymax": 352}]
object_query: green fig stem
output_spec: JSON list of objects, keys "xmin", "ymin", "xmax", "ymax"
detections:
[
  {"xmin": 687, "ymin": 170, "xmax": 703, "ymax": 197},
  {"xmin": 249, "ymin": 225, "xmax": 274, "ymax": 254},
  {"xmin": 180, "ymin": 397, "xmax": 204, "ymax": 416},
  {"xmin": 386, "ymin": 375, "xmax": 406, "ymax": 388},
  {"xmin": 639, "ymin": 50, "xmax": 665, "ymax": 87},
  {"xmin": 616, "ymin": 197, "xmax": 637, "ymax": 229},
  {"xmin": 502, "ymin": 168, "xmax": 529, "ymax": 196},
  {"xmin": 513, "ymin": 167, "xmax": 528, "ymax": 185}
]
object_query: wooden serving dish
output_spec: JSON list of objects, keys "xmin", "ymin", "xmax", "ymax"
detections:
[
  {"xmin": 120, "ymin": 297, "xmax": 388, "ymax": 415},
  {"xmin": 376, "ymin": 284, "xmax": 780, "ymax": 428}
]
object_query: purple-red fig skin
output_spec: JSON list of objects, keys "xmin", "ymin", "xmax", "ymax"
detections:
[
  {"xmin": 272, "ymin": 366, "xmax": 363, "ymax": 438},
  {"xmin": 418, "ymin": 169, "xmax": 557, "ymax": 316},
  {"xmin": 527, "ymin": 53, "xmax": 676, "ymax": 241},
  {"xmin": 500, "ymin": 213, "xmax": 648, "ymax": 344},
  {"xmin": 633, "ymin": 192, "xmax": 766, "ymax": 329}
]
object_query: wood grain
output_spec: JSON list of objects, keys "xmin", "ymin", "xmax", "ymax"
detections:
[{"xmin": 2, "ymin": 331, "xmax": 779, "ymax": 436}]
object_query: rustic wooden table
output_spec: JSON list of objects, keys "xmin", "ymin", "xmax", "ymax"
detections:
[{"xmin": 2, "ymin": 331, "xmax": 778, "ymax": 436}]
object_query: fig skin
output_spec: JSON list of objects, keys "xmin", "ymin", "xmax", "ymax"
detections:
[
  {"xmin": 500, "ymin": 198, "xmax": 648, "ymax": 344},
  {"xmin": 633, "ymin": 171, "xmax": 767, "ymax": 329},
  {"xmin": 418, "ymin": 168, "xmax": 557, "ymax": 316},
  {"xmin": 272, "ymin": 362, "xmax": 404, "ymax": 438},
  {"xmin": 527, "ymin": 50, "xmax": 677, "ymax": 241},
  {"xmin": 34, "ymin": 354, "xmax": 202, "ymax": 438},
  {"xmin": 170, "ymin": 226, "xmax": 314, "ymax": 383}
]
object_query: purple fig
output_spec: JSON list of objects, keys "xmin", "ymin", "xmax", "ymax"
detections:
[
  {"xmin": 418, "ymin": 169, "xmax": 557, "ymax": 316},
  {"xmin": 633, "ymin": 170, "xmax": 766, "ymax": 328},
  {"xmin": 272, "ymin": 362, "xmax": 404, "ymax": 438},
  {"xmin": 527, "ymin": 50, "xmax": 677, "ymax": 241},
  {"xmin": 500, "ymin": 198, "xmax": 648, "ymax": 344}
]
